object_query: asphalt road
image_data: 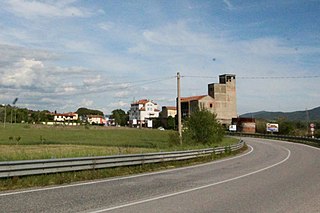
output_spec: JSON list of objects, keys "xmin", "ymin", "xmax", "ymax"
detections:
[{"xmin": 1, "ymin": 138, "xmax": 320, "ymax": 213}]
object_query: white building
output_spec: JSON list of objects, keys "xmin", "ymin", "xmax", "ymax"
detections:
[
  {"xmin": 54, "ymin": 113, "xmax": 78, "ymax": 122},
  {"xmin": 129, "ymin": 99, "xmax": 160, "ymax": 127},
  {"xmin": 87, "ymin": 115, "xmax": 106, "ymax": 125}
]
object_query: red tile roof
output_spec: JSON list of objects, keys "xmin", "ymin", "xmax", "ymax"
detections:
[
  {"xmin": 132, "ymin": 99, "xmax": 157, "ymax": 105},
  {"xmin": 181, "ymin": 95, "xmax": 207, "ymax": 102},
  {"xmin": 164, "ymin": 106, "xmax": 177, "ymax": 110},
  {"xmin": 55, "ymin": 112, "xmax": 77, "ymax": 116}
]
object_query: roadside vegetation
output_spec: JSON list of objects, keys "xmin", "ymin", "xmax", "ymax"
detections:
[{"xmin": 0, "ymin": 144, "xmax": 246, "ymax": 191}]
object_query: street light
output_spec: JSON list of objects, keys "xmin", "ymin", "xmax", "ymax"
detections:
[{"xmin": 10, "ymin": 98, "xmax": 18, "ymax": 125}]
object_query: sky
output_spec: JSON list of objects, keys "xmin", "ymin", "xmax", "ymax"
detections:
[{"xmin": 0, "ymin": 0, "xmax": 319, "ymax": 115}]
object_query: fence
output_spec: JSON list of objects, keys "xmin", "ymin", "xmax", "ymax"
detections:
[{"xmin": 0, "ymin": 140, "xmax": 245, "ymax": 178}]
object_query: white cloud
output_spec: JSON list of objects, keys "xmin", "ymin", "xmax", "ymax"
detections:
[
  {"xmin": 53, "ymin": 66, "xmax": 89, "ymax": 74},
  {"xmin": 109, "ymin": 101, "xmax": 129, "ymax": 108},
  {"xmin": 0, "ymin": 58, "xmax": 48, "ymax": 88},
  {"xmin": 114, "ymin": 91, "xmax": 130, "ymax": 98},
  {"xmin": 83, "ymin": 75, "xmax": 103, "ymax": 87},
  {"xmin": 0, "ymin": 44, "xmax": 58, "ymax": 64},
  {"xmin": 5, "ymin": 0, "xmax": 91, "ymax": 19},
  {"xmin": 142, "ymin": 22, "xmax": 211, "ymax": 48},
  {"xmin": 80, "ymin": 98, "xmax": 94, "ymax": 108},
  {"xmin": 98, "ymin": 22, "xmax": 115, "ymax": 31},
  {"xmin": 242, "ymin": 38, "xmax": 298, "ymax": 56},
  {"xmin": 223, "ymin": 0, "xmax": 235, "ymax": 10},
  {"xmin": 63, "ymin": 40, "xmax": 101, "ymax": 54}
]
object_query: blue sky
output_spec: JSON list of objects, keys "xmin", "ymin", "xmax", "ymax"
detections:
[{"xmin": 0, "ymin": 0, "xmax": 319, "ymax": 115}]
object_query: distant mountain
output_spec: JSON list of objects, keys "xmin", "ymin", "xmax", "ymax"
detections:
[{"xmin": 240, "ymin": 106, "xmax": 320, "ymax": 121}]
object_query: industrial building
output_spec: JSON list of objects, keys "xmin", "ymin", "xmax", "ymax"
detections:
[{"xmin": 180, "ymin": 74, "xmax": 237, "ymax": 126}]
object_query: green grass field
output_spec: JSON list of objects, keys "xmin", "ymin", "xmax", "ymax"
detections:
[
  {"xmin": 0, "ymin": 124, "xmax": 238, "ymax": 161},
  {"xmin": 0, "ymin": 124, "xmax": 242, "ymax": 191}
]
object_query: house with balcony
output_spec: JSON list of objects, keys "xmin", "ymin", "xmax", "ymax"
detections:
[{"xmin": 128, "ymin": 99, "xmax": 160, "ymax": 128}]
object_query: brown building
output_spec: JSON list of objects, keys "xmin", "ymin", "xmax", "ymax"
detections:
[
  {"xmin": 161, "ymin": 106, "xmax": 177, "ymax": 118},
  {"xmin": 160, "ymin": 106, "xmax": 177, "ymax": 129},
  {"xmin": 180, "ymin": 95, "xmax": 215, "ymax": 117},
  {"xmin": 179, "ymin": 74, "xmax": 237, "ymax": 126},
  {"xmin": 232, "ymin": 118, "xmax": 256, "ymax": 133}
]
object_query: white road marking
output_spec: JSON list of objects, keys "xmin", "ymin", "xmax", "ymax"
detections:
[
  {"xmin": 89, "ymin": 145, "xmax": 291, "ymax": 212},
  {"xmin": 0, "ymin": 144, "xmax": 253, "ymax": 197}
]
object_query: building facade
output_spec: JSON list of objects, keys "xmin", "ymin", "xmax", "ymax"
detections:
[
  {"xmin": 208, "ymin": 74, "xmax": 237, "ymax": 125},
  {"xmin": 180, "ymin": 74, "xmax": 237, "ymax": 125},
  {"xmin": 128, "ymin": 99, "xmax": 160, "ymax": 127},
  {"xmin": 87, "ymin": 115, "xmax": 106, "ymax": 125},
  {"xmin": 180, "ymin": 95, "xmax": 215, "ymax": 117},
  {"xmin": 161, "ymin": 106, "xmax": 177, "ymax": 118},
  {"xmin": 54, "ymin": 112, "xmax": 78, "ymax": 122},
  {"xmin": 232, "ymin": 118, "xmax": 256, "ymax": 133}
]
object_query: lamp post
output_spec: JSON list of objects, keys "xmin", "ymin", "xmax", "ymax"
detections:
[
  {"xmin": 10, "ymin": 98, "xmax": 18, "ymax": 125},
  {"xmin": 177, "ymin": 72, "xmax": 182, "ymax": 145}
]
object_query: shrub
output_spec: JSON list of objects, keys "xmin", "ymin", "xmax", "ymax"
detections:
[{"xmin": 183, "ymin": 109, "xmax": 224, "ymax": 145}]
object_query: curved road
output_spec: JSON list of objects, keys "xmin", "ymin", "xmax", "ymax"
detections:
[{"xmin": 1, "ymin": 138, "xmax": 320, "ymax": 212}]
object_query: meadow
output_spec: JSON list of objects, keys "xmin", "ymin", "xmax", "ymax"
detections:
[
  {"xmin": 0, "ymin": 124, "xmax": 241, "ymax": 190},
  {"xmin": 0, "ymin": 124, "xmax": 238, "ymax": 161}
]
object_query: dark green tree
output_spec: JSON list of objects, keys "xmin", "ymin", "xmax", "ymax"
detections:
[
  {"xmin": 167, "ymin": 116, "xmax": 175, "ymax": 130},
  {"xmin": 76, "ymin": 108, "xmax": 103, "ymax": 117},
  {"xmin": 183, "ymin": 109, "xmax": 224, "ymax": 145},
  {"xmin": 111, "ymin": 109, "xmax": 128, "ymax": 126}
]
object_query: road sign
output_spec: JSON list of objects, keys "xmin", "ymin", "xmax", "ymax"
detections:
[
  {"xmin": 310, "ymin": 123, "xmax": 315, "ymax": 128},
  {"xmin": 267, "ymin": 123, "xmax": 279, "ymax": 132}
]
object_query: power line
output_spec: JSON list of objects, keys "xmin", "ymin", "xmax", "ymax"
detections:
[
  {"xmin": 183, "ymin": 75, "xmax": 320, "ymax": 79},
  {"xmin": 237, "ymin": 75, "xmax": 320, "ymax": 79},
  {"xmin": 183, "ymin": 75, "xmax": 217, "ymax": 79}
]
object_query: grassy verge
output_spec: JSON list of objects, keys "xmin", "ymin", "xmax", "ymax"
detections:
[{"xmin": 0, "ymin": 145, "xmax": 247, "ymax": 191}]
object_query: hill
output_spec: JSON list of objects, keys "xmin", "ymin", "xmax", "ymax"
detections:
[{"xmin": 240, "ymin": 106, "xmax": 320, "ymax": 121}]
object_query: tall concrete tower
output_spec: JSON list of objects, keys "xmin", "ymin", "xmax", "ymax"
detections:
[{"xmin": 208, "ymin": 74, "xmax": 237, "ymax": 125}]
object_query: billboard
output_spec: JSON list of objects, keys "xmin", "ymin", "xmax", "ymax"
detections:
[
  {"xmin": 229, "ymin": 125, "xmax": 237, "ymax": 132},
  {"xmin": 266, "ymin": 123, "xmax": 279, "ymax": 132}
]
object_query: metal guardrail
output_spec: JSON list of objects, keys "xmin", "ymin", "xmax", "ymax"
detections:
[
  {"xmin": 0, "ymin": 141, "xmax": 245, "ymax": 178},
  {"xmin": 227, "ymin": 132, "xmax": 320, "ymax": 145}
]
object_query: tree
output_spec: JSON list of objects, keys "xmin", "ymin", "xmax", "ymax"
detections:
[
  {"xmin": 111, "ymin": 109, "xmax": 128, "ymax": 126},
  {"xmin": 76, "ymin": 108, "xmax": 103, "ymax": 117},
  {"xmin": 167, "ymin": 116, "xmax": 175, "ymax": 130},
  {"xmin": 183, "ymin": 109, "xmax": 224, "ymax": 145}
]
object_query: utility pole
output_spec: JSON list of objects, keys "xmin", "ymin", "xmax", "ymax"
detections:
[
  {"xmin": 3, "ymin": 105, "xmax": 6, "ymax": 128},
  {"xmin": 177, "ymin": 72, "xmax": 182, "ymax": 145}
]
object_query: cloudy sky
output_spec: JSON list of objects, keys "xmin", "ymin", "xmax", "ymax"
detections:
[{"xmin": 0, "ymin": 0, "xmax": 319, "ymax": 115}]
